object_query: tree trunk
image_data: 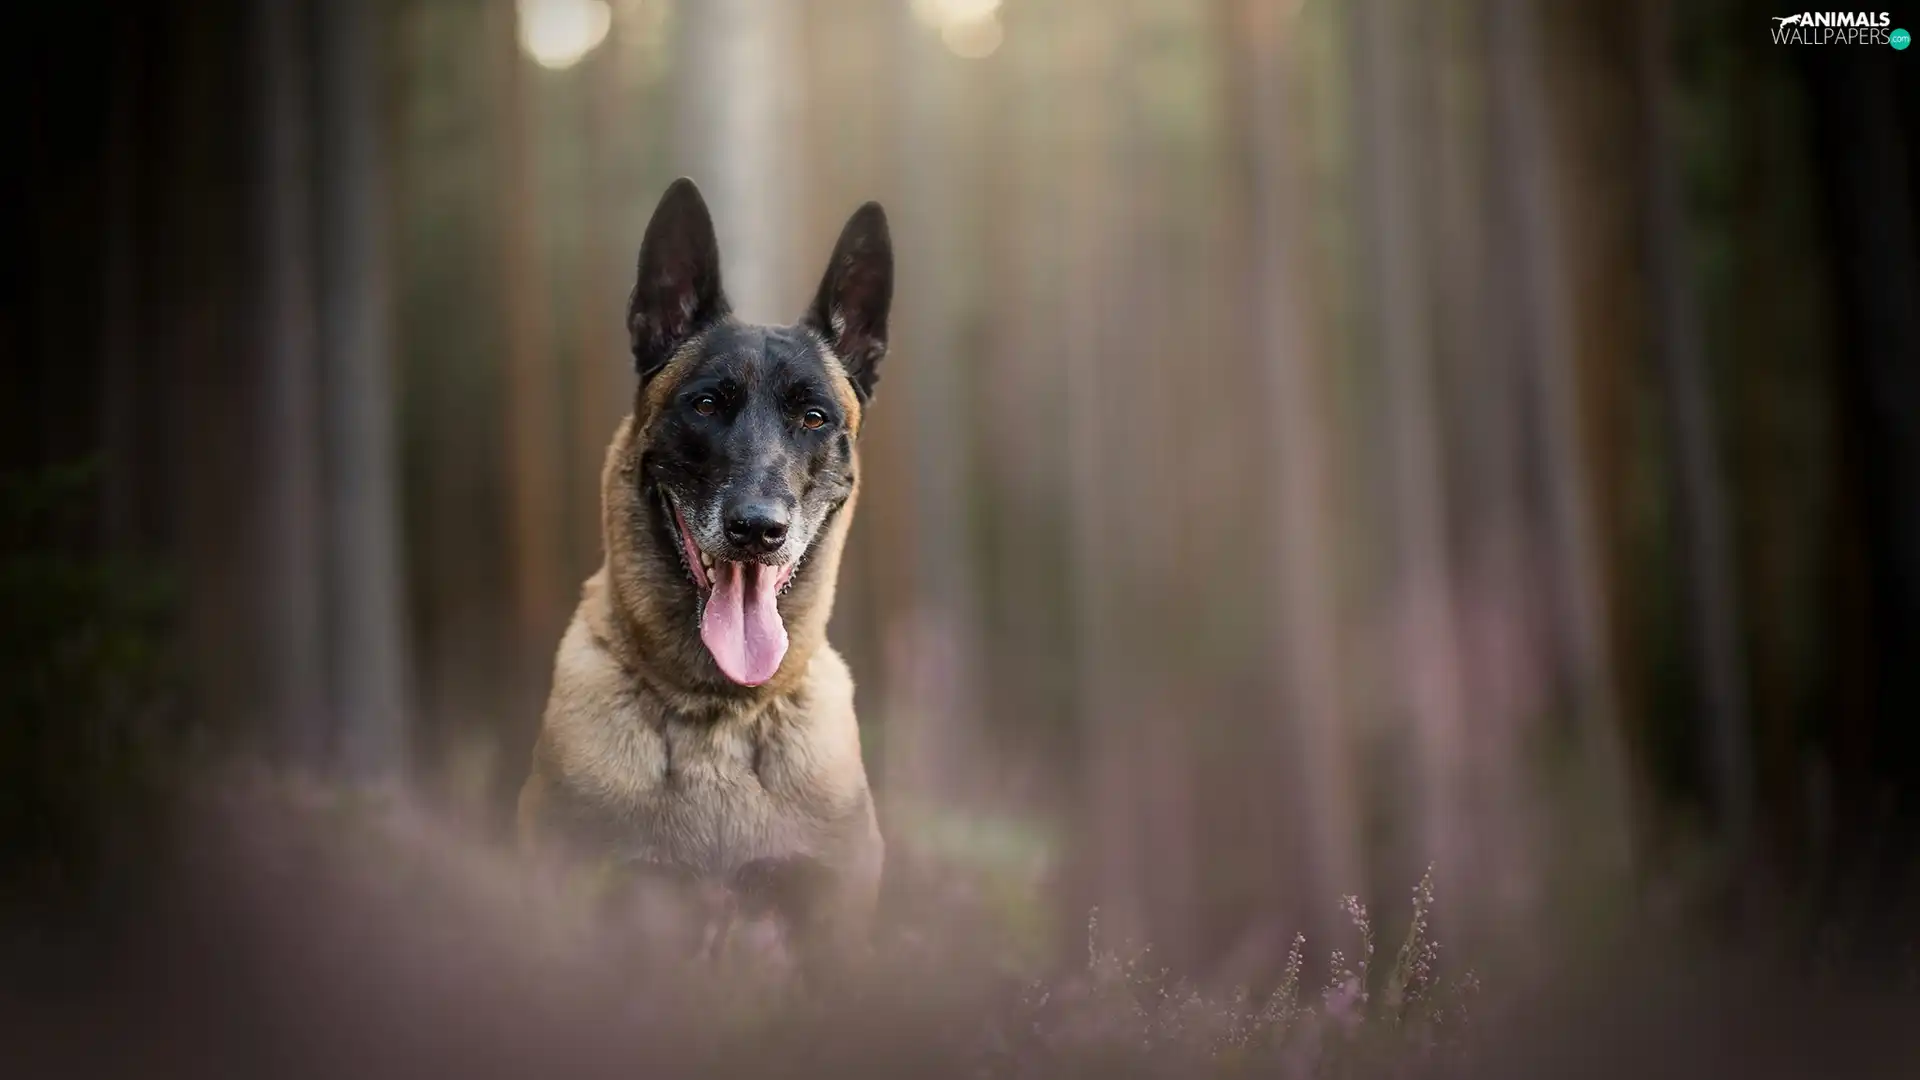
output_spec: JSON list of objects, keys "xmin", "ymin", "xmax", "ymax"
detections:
[
  {"xmin": 1804, "ymin": 33, "xmax": 1920, "ymax": 940},
  {"xmin": 1348, "ymin": 0, "xmax": 1475, "ymax": 919},
  {"xmin": 1485, "ymin": 0, "xmax": 1635, "ymax": 911},
  {"xmin": 1061, "ymin": 0, "xmax": 1138, "ymax": 942},
  {"xmin": 675, "ymin": 0, "xmax": 798, "ymax": 318},
  {"xmin": 1224, "ymin": 0, "xmax": 1361, "ymax": 945},
  {"xmin": 317, "ymin": 0, "xmax": 411, "ymax": 779},
  {"xmin": 253, "ymin": 0, "xmax": 330, "ymax": 763},
  {"xmin": 569, "ymin": 36, "xmax": 624, "ymax": 583},
  {"xmin": 1632, "ymin": 0, "xmax": 1752, "ymax": 858},
  {"xmin": 491, "ymin": 0, "xmax": 565, "ymax": 808}
]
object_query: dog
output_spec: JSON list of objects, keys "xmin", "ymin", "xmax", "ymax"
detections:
[{"xmin": 517, "ymin": 178, "xmax": 890, "ymax": 979}]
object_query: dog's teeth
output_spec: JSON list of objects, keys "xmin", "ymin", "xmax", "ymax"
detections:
[{"xmin": 700, "ymin": 553, "xmax": 713, "ymax": 569}]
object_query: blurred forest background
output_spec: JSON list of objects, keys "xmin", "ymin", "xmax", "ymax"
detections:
[{"xmin": 4, "ymin": 0, "xmax": 1919, "ymax": 989}]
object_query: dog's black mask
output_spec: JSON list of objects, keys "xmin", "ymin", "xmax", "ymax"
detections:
[{"xmin": 626, "ymin": 178, "xmax": 891, "ymax": 687}]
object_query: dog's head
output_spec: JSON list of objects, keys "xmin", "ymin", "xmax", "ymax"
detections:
[{"xmin": 622, "ymin": 178, "xmax": 892, "ymax": 688}]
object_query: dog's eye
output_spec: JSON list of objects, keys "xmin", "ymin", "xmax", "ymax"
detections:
[
  {"xmin": 692, "ymin": 393, "xmax": 718, "ymax": 417},
  {"xmin": 801, "ymin": 408, "xmax": 828, "ymax": 430}
]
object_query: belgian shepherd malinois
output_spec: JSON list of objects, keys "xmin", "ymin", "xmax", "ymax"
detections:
[{"xmin": 518, "ymin": 178, "xmax": 889, "ymax": 976}]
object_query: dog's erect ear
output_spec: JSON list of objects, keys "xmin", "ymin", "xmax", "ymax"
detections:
[
  {"xmin": 803, "ymin": 202, "xmax": 893, "ymax": 402},
  {"xmin": 629, "ymin": 178, "xmax": 729, "ymax": 381}
]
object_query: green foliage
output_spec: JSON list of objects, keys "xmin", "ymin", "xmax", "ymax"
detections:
[{"xmin": 0, "ymin": 462, "xmax": 177, "ymax": 902}]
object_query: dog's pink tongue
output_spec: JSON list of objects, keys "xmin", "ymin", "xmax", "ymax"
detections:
[{"xmin": 701, "ymin": 562, "xmax": 789, "ymax": 686}]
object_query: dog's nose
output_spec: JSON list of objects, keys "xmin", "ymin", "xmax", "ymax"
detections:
[{"xmin": 724, "ymin": 502, "xmax": 790, "ymax": 554}]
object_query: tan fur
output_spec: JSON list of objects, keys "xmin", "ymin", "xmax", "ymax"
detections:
[{"xmin": 518, "ymin": 358, "xmax": 881, "ymax": 968}]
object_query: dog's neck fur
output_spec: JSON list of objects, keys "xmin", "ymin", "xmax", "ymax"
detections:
[{"xmin": 594, "ymin": 413, "xmax": 859, "ymax": 714}]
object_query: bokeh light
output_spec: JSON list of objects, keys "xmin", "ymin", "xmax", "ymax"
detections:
[
  {"xmin": 517, "ymin": 0, "xmax": 613, "ymax": 70},
  {"xmin": 913, "ymin": 0, "xmax": 1005, "ymax": 59}
]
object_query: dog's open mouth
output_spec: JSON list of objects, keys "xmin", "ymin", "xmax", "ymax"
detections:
[{"xmin": 663, "ymin": 495, "xmax": 796, "ymax": 687}]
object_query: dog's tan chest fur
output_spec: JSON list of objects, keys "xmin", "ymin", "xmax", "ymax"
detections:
[{"xmin": 524, "ymin": 577, "xmax": 875, "ymax": 879}]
